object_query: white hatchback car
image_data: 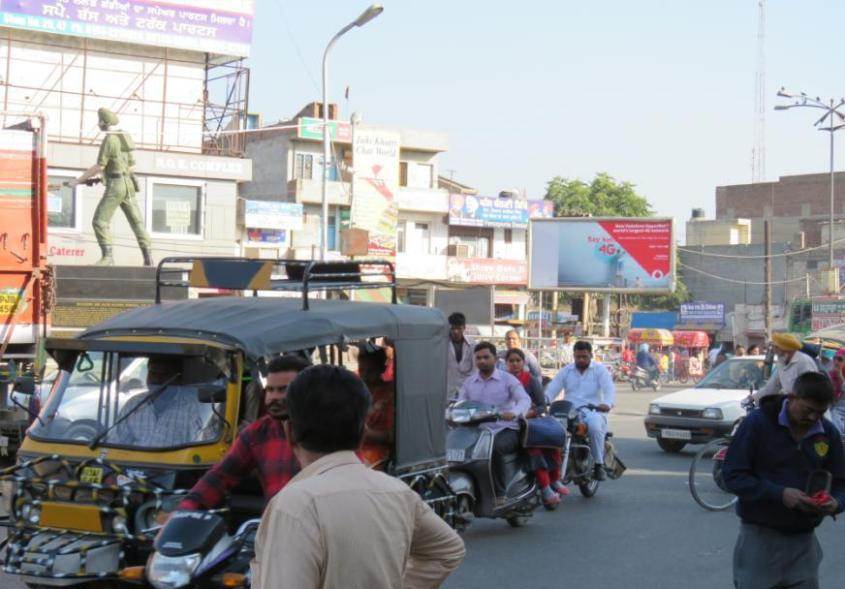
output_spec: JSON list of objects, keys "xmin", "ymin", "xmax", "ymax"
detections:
[{"xmin": 644, "ymin": 356, "xmax": 769, "ymax": 452}]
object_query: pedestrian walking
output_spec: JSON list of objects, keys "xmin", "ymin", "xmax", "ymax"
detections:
[
  {"xmin": 252, "ymin": 364, "xmax": 465, "ymax": 589},
  {"xmin": 753, "ymin": 333, "xmax": 819, "ymax": 402},
  {"xmin": 722, "ymin": 372, "xmax": 845, "ymax": 589},
  {"xmin": 826, "ymin": 348, "xmax": 845, "ymax": 433}
]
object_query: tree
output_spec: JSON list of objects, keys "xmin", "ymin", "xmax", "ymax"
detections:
[
  {"xmin": 542, "ymin": 172, "xmax": 687, "ymax": 312},
  {"xmin": 544, "ymin": 172, "xmax": 653, "ymax": 218}
]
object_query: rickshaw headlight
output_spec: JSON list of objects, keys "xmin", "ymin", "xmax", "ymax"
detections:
[
  {"xmin": 648, "ymin": 403, "xmax": 661, "ymax": 416},
  {"xmin": 146, "ymin": 552, "xmax": 201, "ymax": 589}
]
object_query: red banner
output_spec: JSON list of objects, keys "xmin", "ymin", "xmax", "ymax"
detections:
[{"xmin": 447, "ymin": 258, "xmax": 527, "ymax": 285}]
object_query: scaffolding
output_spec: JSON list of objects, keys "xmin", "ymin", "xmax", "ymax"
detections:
[{"xmin": 0, "ymin": 29, "xmax": 249, "ymax": 157}]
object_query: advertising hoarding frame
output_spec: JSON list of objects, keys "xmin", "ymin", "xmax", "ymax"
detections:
[{"xmin": 528, "ymin": 216, "xmax": 676, "ymax": 294}]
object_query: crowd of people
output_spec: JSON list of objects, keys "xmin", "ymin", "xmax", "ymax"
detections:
[{"xmin": 148, "ymin": 311, "xmax": 845, "ymax": 588}]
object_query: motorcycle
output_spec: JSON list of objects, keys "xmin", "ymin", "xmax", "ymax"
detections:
[
  {"xmin": 147, "ymin": 511, "xmax": 258, "ymax": 589},
  {"xmin": 629, "ymin": 365, "xmax": 661, "ymax": 392},
  {"xmin": 445, "ymin": 400, "xmax": 537, "ymax": 529},
  {"xmin": 549, "ymin": 401, "xmax": 625, "ymax": 497}
]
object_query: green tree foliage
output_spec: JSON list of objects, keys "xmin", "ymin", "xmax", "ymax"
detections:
[
  {"xmin": 544, "ymin": 172, "xmax": 653, "ymax": 218},
  {"xmin": 543, "ymin": 172, "xmax": 688, "ymax": 311}
]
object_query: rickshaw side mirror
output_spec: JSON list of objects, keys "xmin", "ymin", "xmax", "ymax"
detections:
[
  {"xmin": 197, "ymin": 383, "xmax": 227, "ymax": 404},
  {"xmin": 12, "ymin": 377, "xmax": 35, "ymax": 396}
]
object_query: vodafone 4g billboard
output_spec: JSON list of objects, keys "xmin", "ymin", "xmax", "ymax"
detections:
[{"xmin": 529, "ymin": 217, "xmax": 675, "ymax": 293}]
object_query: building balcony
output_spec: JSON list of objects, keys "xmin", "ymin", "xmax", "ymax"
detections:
[{"xmin": 289, "ymin": 178, "xmax": 351, "ymax": 206}]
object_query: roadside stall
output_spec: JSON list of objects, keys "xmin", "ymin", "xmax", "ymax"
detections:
[{"xmin": 671, "ymin": 330, "xmax": 709, "ymax": 382}]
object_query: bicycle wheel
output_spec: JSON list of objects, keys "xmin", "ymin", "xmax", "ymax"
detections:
[{"xmin": 689, "ymin": 438, "xmax": 738, "ymax": 511}]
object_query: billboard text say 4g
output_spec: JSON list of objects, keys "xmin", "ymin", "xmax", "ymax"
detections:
[{"xmin": 529, "ymin": 217, "xmax": 676, "ymax": 294}]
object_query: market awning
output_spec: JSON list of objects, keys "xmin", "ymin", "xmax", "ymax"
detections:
[
  {"xmin": 671, "ymin": 330, "xmax": 710, "ymax": 348},
  {"xmin": 627, "ymin": 328, "xmax": 674, "ymax": 346}
]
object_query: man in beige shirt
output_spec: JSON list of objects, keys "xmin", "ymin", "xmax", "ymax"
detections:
[{"xmin": 252, "ymin": 365, "xmax": 465, "ymax": 589}]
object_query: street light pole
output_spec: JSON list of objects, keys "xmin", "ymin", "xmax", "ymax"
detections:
[
  {"xmin": 320, "ymin": 4, "xmax": 384, "ymax": 261},
  {"xmin": 775, "ymin": 89, "xmax": 845, "ymax": 270}
]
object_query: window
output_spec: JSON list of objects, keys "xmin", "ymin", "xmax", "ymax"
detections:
[
  {"xmin": 399, "ymin": 162, "xmax": 408, "ymax": 187},
  {"xmin": 295, "ymin": 153, "xmax": 314, "ymax": 180},
  {"xmin": 411, "ymin": 222, "xmax": 430, "ymax": 254},
  {"xmin": 408, "ymin": 163, "xmax": 434, "ymax": 189},
  {"xmin": 397, "ymin": 222, "xmax": 407, "ymax": 253},
  {"xmin": 449, "ymin": 226, "xmax": 493, "ymax": 258},
  {"xmin": 47, "ymin": 173, "xmax": 79, "ymax": 230},
  {"xmin": 504, "ymin": 228, "xmax": 513, "ymax": 244},
  {"xmin": 147, "ymin": 179, "xmax": 203, "ymax": 237}
]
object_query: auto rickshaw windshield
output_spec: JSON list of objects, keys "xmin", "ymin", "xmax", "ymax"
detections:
[{"xmin": 30, "ymin": 351, "xmax": 227, "ymax": 450}]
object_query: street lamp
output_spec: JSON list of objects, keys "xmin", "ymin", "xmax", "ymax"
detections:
[
  {"xmin": 775, "ymin": 88, "xmax": 845, "ymax": 269},
  {"xmin": 320, "ymin": 4, "xmax": 384, "ymax": 260}
]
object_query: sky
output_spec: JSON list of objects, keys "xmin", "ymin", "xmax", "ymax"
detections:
[{"xmin": 247, "ymin": 1, "xmax": 845, "ymax": 238}]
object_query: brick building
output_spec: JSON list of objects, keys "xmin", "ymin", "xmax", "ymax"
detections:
[{"xmin": 716, "ymin": 171, "xmax": 845, "ymax": 247}]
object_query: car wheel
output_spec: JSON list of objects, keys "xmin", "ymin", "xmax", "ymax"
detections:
[{"xmin": 657, "ymin": 438, "xmax": 686, "ymax": 453}]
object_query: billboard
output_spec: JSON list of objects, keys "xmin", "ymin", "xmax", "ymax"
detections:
[
  {"xmin": 446, "ymin": 258, "xmax": 528, "ymax": 285},
  {"xmin": 448, "ymin": 194, "xmax": 553, "ymax": 228},
  {"xmin": 351, "ymin": 125, "xmax": 400, "ymax": 257},
  {"xmin": 0, "ymin": 0, "xmax": 254, "ymax": 57},
  {"xmin": 529, "ymin": 217, "xmax": 675, "ymax": 293},
  {"xmin": 243, "ymin": 200, "xmax": 302, "ymax": 231}
]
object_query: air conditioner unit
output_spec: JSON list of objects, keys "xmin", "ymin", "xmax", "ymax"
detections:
[{"xmin": 447, "ymin": 244, "xmax": 471, "ymax": 258}]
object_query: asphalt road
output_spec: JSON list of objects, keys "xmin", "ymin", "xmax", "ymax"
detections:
[
  {"xmin": 444, "ymin": 385, "xmax": 845, "ymax": 589},
  {"xmin": 2, "ymin": 384, "xmax": 844, "ymax": 588}
]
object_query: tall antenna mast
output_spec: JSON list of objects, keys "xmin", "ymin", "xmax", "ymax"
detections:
[{"xmin": 751, "ymin": 0, "xmax": 766, "ymax": 183}]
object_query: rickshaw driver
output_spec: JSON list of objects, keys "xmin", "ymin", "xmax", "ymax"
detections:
[
  {"xmin": 114, "ymin": 355, "xmax": 213, "ymax": 448},
  {"xmin": 178, "ymin": 355, "xmax": 308, "ymax": 510}
]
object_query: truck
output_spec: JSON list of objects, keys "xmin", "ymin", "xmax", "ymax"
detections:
[{"xmin": 0, "ymin": 114, "xmax": 52, "ymax": 457}]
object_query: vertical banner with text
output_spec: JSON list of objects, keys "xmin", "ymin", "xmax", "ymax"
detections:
[{"xmin": 351, "ymin": 125, "xmax": 400, "ymax": 258}]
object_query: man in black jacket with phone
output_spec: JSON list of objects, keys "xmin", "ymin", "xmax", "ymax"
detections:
[{"xmin": 723, "ymin": 371, "xmax": 845, "ymax": 589}]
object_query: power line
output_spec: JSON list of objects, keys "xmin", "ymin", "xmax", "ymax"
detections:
[
  {"xmin": 678, "ymin": 261, "xmax": 812, "ymax": 285},
  {"xmin": 677, "ymin": 236, "xmax": 845, "ymax": 259},
  {"xmin": 272, "ymin": 0, "xmax": 320, "ymax": 92}
]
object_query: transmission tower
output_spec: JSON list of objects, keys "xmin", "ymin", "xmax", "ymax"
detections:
[{"xmin": 751, "ymin": 0, "xmax": 766, "ymax": 183}]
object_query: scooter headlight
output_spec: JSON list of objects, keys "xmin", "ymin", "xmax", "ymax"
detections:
[{"xmin": 146, "ymin": 552, "xmax": 202, "ymax": 589}]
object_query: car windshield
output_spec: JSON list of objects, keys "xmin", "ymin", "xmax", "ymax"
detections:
[
  {"xmin": 30, "ymin": 351, "xmax": 226, "ymax": 450},
  {"xmin": 696, "ymin": 358, "xmax": 767, "ymax": 390}
]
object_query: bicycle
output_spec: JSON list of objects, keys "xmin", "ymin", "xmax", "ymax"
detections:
[{"xmin": 688, "ymin": 394, "xmax": 756, "ymax": 511}]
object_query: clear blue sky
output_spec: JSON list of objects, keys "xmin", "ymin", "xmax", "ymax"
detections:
[{"xmin": 248, "ymin": 1, "xmax": 845, "ymax": 235}]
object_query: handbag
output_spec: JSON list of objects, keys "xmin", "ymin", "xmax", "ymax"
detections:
[{"xmin": 520, "ymin": 415, "xmax": 566, "ymax": 449}]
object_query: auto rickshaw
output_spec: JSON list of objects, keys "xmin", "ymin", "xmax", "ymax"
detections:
[{"xmin": 0, "ymin": 257, "xmax": 455, "ymax": 588}]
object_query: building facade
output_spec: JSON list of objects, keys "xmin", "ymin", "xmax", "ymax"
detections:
[
  {"xmin": 240, "ymin": 103, "xmax": 549, "ymax": 327},
  {"xmin": 0, "ymin": 5, "xmax": 254, "ymax": 266}
]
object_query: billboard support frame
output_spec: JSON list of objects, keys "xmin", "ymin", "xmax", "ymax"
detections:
[{"xmin": 527, "ymin": 216, "xmax": 676, "ymax": 295}]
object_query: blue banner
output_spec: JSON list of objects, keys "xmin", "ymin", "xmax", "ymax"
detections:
[{"xmin": 449, "ymin": 194, "xmax": 553, "ymax": 228}]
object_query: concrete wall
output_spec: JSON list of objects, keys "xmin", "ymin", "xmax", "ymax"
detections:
[
  {"xmin": 686, "ymin": 219, "xmax": 751, "ymax": 246},
  {"xmin": 240, "ymin": 132, "xmax": 291, "ymax": 201},
  {"xmin": 679, "ymin": 244, "xmax": 788, "ymax": 308}
]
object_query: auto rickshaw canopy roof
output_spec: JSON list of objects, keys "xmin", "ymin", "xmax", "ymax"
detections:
[
  {"xmin": 627, "ymin": 328, "xmax": 674, "ymax": 347},
  {"xmin": 670, "ymin": 330, "xmax": 709, "ymax": 348}
]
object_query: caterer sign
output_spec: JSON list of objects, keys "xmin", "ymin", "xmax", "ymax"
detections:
[{"xmin": 350, "ymin": 125, "xmax": 400, "ymax": 257}]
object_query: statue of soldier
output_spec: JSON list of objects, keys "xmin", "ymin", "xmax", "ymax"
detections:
[{"xmin": 67, "ymin": 108, "xmax": 152, "ymax": 266}]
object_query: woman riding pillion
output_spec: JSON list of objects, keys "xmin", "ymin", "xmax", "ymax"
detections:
[{"xmin": 504, "ymin": 348, "xmax": 568, "ymax": 508}]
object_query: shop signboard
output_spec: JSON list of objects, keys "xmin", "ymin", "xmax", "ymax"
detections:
[
  {"xmin": 0, "ymin": 0, "xmax": 255, "ymax": 57},
  {"xmin": 246, "ymin": 228, "xmax": 286, "ymax": 245},
  {"xmin": 244, "ymin": 200, "xmax": 303, "ymax": 231},
  {"xmin": 810, "ymin": 297, "xmax": 845, "ymax": 331},
  {"xmin": 529, "ymin": 217, "xmax": 675, "ymax": 293},
  {"xmin": 679, "ymin": 302, "xmax": 725, "ymax": 327},
  {"xmin": 350, "ymin": 125, "xmax": 400, "ymax": 257},
  {"xmin": 447, "ymin": 258, "xmax": 527, "ymax": 285},
  {"xmin": 298, "ymin": 117, "xmax": 352, "ymax": 142},
  {"xmin": 449, "ymin": 194, "xmax": 553, "ymax": 228}
]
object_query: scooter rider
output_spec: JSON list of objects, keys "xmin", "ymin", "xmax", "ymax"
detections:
[
  {"xmin": 457, "ymin": 341, "xmax": 531, "ymax": 501},
  {"xmin": 545, "ymin": 340, "xmax": 616, "ymax": 481},
  {"xmin": 636, "ymin": 343, "xmax": 659, "ymax": 382}
]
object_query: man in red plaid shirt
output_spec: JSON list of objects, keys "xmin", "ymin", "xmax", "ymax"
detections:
[{"xmin": 178, "ymin": 355, "xmax": 309, "ymax": 510}]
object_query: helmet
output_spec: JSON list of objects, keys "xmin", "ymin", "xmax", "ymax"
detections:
[{"xmin": 638, "ymin": 343, "xmax": 649, "ymax": 353}]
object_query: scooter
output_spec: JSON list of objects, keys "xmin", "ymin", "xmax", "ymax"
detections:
[
  {"xmin": 445, "ymin": 400, "xmax": 537, "ymax": 529},
  {"xmin": 549, "ymin": 401, "xmax": 625, "ymax": 497},
  {"xmin": 629, "ymin": 365, "xmax": 661, "ymax": 392}
]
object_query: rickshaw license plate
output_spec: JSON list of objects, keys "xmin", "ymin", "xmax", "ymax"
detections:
[
  {"xmin": 661, "ymin": 429, "xmax": 691, "ymax": 440},
  {"xmin": 80, "ymin": 466, "xmax": 104, "ymax": 484},
  {"xmin": 446, "ymin": 449, "xmax": 465, "ymax": 462}
]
